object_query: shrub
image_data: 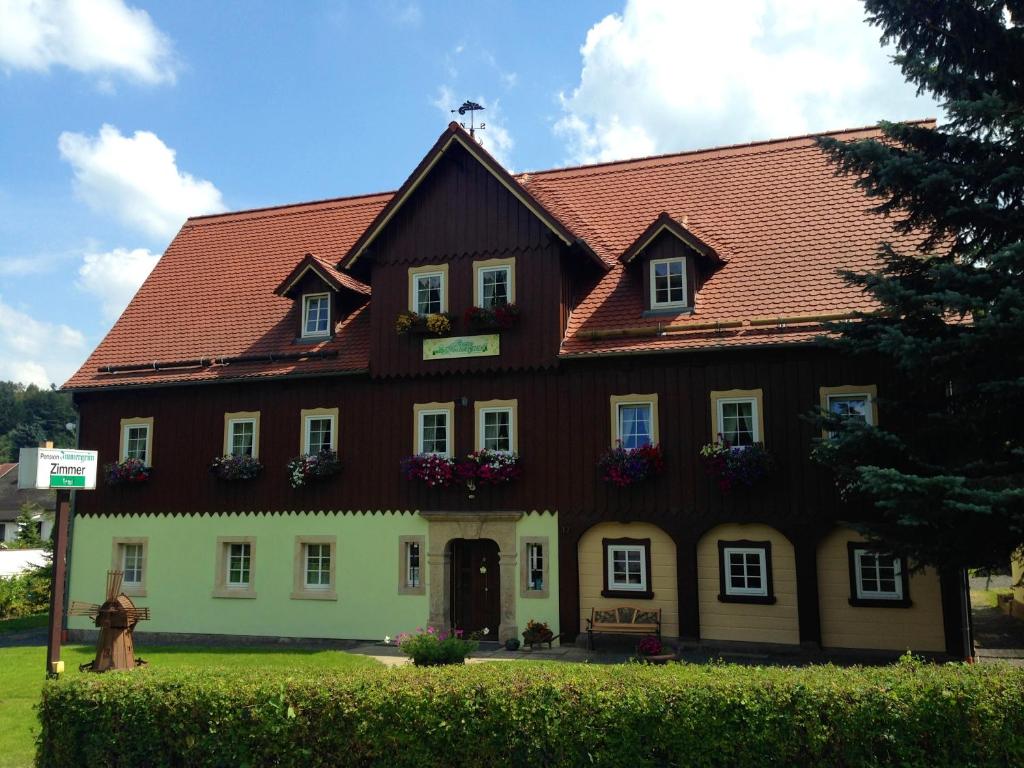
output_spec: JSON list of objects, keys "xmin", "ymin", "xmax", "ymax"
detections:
[
  {"xmin": 395, "ymin": 626, "xmax": 478, "ymax": 666},
  {"xmin": 38, "ymin": 658, "xmax": 1024, "ymax": 768},
  {"xmin": 0, "ymin": 568, "xmax": 50, "ymax": 619}
]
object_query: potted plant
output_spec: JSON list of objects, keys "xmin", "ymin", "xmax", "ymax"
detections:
[
  {"xmin": 401, "ymin": 453, "xmax": 457, "ymax": 488},
  {"xmin": 597, "ymin": 442, "xmax": 665, "ymax": 487},
  {"xmin": 699, "ymin": 435, "xmax": 773, "ymax": 491},
  {"xmin": 104, "ymin": 458, "xmax": 151, "ymax": 486},
  {"xmin": 636, "ymin": 634, "xmax": 673, "ymax": 664},
  {"xmin": 463, "ymin": 303, "xmax": 520, "ymax": 331},
  {"xmin": 395, "ymin": 311, "xmax": 454, "ymax": 336},
  {"xmin": 522, "ymin": 619, "xmax": 554, "ymax": 648},
  {"xmin": 287, "ymin": 449, "xmax": 341, "ymax": 488},
  {"xmin": 395, "ymin": 626, "xmax": 479, "ymax": 666},
  {"xmin": 209, "ymin": 454, "xmax": 263, "ymax": 481}
]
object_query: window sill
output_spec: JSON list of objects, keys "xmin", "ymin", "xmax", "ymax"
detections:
[
  {"xmin": 212, "ymin": 588, "xmax": 257, "ymax": 599},
  {"xmin": 718, "ymin": 593, "xmax": 776, "ymax": 605},
  {"xmin": 122, "ymin": 586, "xmax": 147, "ymax": 598},
  {"xmin": 291, "ymin": 590, "xmax": 337, "ymax": 601},
  {"xmin": 293, "ymin": 335, "xmax": 334, "ymax": 345},
  {"xmin": 848, "ymin": 597, "xmax": 912, "ymax": 608},
  {"xmin": 397, "ymin": 585, "xmax": 426, "ymax": 596},
  {"xmin": 601, "ymin": 589, "xmax": 654, "ymax": 600},
  {"xmin": 643, "ymin": 307, "xmax": 694, "ymax": 318},
  {"xmin": 520, "ymin": 589, "xmax": 549, "ymax": 599}
]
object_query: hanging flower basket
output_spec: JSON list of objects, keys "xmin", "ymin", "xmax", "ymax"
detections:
[
  {"xmin": 598, "ymin": 442, "xmax": 665, "ymax": 487},
  {"xmin": 104, "ymin": 458, "xmax": 151, "ymax": 486},
  {"xmin": 209, "ymin": 454, "xmax": 263, "ymax": 481},
  {"xmin": 699, "ymin": 436, "xmax": 773, "ymax": 492},
  {"xmin": 463, "ymin": 304, "xmax": 520, "ymax": 331},
  {"xmin": 401, "ymin": 454, "xmax": 458, "ymax": 487},
  {"xmin": 395, "ymin": 311, "xmax": 454, "ymax": 336},
  {"xmin": 287, "ymin": 449, "xmax": 341, "ymax": 488}
]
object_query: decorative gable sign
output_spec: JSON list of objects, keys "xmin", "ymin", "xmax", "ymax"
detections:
[
  {"xmin": 18, "ymin": 447, "xmax": 99, "ymax": 490},
  {"xmin": 423, "ymin": 334, "xmax": 500, "ymax": 360}
]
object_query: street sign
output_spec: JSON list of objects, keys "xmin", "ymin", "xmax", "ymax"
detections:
[{"xmin": 18, "ymin": 447, "xmax": 98, "ymax": 490}]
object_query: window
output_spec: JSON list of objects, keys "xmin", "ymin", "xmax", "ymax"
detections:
[
  {"xmin": 649, "ymin": 257, "xmax": 687, "ymax": 309},
  {"xmin": 301, "ymin": 293, "xmax": 331, "ymax": 338},
  {"xmin": 602, "ymin": 537, "xmax": 652, "ymax": 598},
  {"xmin": 111, "ymin": 538, "xmax": 147, "ymax": 596},
  {"xmin": 223, "ymin": 412, "xmax": 260, "ymax": 458},
  {"xmin": 229, "ymin": 419, "xmax": 256, "ymax": 456},
  {"xmin": 473, "ymin": 258, "xmax": 516, "ymax": 309},
  {"xmin": 474, "ymin": 399, "xmax": 517, "ymax": 453},
  {"xmin": 299, "ymin": 407, "xmax": 339, "ymax": 454},
  {"xmin": 820, "ymin": 385, "xmax": 878, "ymax": 437},
  {"xmin": 710, "ymin": 389, "xmax": 764, "ymax": 447},
  {"xmin": 527, "ymin": 543, "xmax": 544, "ymax": 591},
  {"xmin": 213, "ymin": 537, "xmax": 256, "ymax": 598},
  {"xmin": 408, "ymin": 264, "xmax": 449, "ymax": 315},
  {"xmin": 292, "ymin": 536, "xmax": 336, "ymax": 600},
  {"xmin": 398, "ymin": 535, "xmax": 426, "ymax": 595},
  {"xmin": 414, "ymin": 402, "xmax": 454, "ymax": 456},
  {"xmin": 717, "ymin": 540, "xmax": 775, "ymax": 604},
  {"xmin": 118, "ymin": 417, "xmax": 153, "ymax": 464},
  {"xmin": 848, "ymin": 544, "xmax": 909, "ymax": 606},
  {"xmin": 609, "ymin": 394, "xmax": 659, "ymax": 449}
]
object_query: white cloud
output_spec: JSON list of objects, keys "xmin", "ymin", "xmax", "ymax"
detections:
[
  {"xmin": 77, "ymin": 247, "xmax": 159, "ymax": 320},
  {"xmin": 58, "ymin": 124, "xmax": 226, "ymax": 240},
  {"xmin": 0, "ymin": 296, "xmax": 86, "ymax": 387},
  {"xmin": 556, "ymin": 0, "xmax": 939, "ymax": 164},
  {"xmin": 394, "ymin": 2, "xmax": 422, "ymax": 26},
  {"xmin": 0, "ymin": 0, "xmax": 176, "ymax": 85}
]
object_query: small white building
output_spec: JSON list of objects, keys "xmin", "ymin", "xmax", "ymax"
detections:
[
  {"xmin": 0, "ymin": 548, "xmax": 47, "ymax": 577},
  {"xmin": 0, "ymin": 463, "xmax": 54, "ymax": 544}
]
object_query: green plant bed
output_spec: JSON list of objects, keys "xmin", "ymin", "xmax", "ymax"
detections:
[{"xmin": 39, "ymin": 656, "xmax": 1024, "ymax": 768}]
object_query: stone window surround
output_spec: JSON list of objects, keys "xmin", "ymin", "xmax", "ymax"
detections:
[
  {"xmin": 398, "ymin": 535, "xmax": 426, "ymax": 595},
  {"xmin": 299, "ymin": 406, "xmax": 339, "ymax": 454},
  {"xmin": 819, "ymin": 384, "xmax": 879, "ymax": 437},
  {"xmin": 709, "ymin": 388, "xmax": 765, "ymax": 445},
  {"xmin": 472, "ymin": 257, "xmax": 516, "ymax": 307},
  {"xmin": 118, "ymin": 417, "xmax": 154, "ymax": 464},
  {"xmin": 223, "ymin": 411, "xmax": 261, "ymax": 458},
  {"xmin": 520, "ymin": 535, "xmax": 549, "ymax": 599},
  {"xmin": 212, "ymin": 536, "xmax": 257, "ymax": 599},
  {"xmin": 408, "ymin": 263, "xmax": 450, "ymax": 314},
  {"xmin": 291, "ymin": 535, "xmax": 337, "ymax": 601},
  {"xmin": 609, "ymin": 393, "xmax": 660, "ymax": 448},
  {"xmin": 474, "ymin": 398, "xmax": 518, "ymax": 453},
  {"xmin": 111, "ymin": 537, "xmax": 148, "ymax": 597}
]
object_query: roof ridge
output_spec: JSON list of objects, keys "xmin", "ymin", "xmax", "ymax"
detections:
[
  {"xmin": 517, "ymin": 118, "xmax": 936, "ymax": 179},
  {"xmin": 186, "ymin": 190, "xmax": 396, "ymax": 226}
]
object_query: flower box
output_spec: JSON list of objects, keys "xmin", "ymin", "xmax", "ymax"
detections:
[
  {"xmin": 287, "ymin": 450, "xmax": 341, "ymax": 488},
  {"xmin": 598, "ymin": 443, "xmax": 665, "ymax": 487},
  {"xmin": 395, "ymin": 311, "xmax": 454, "ymax": 336},
  {"xmin": 209, "ymin": 454, "xmax": 263, "ymax": 481},
  {"xmin": 104, "ymin": 458, "xmax": 151, "ymax": 486},
  {"xmin": 699, "ymin": 437, "xmax": 773, "ymax": 492},
  {"xmin": 460, "ymin": 450, "xmax": 521, "ymax": 488},
  {"xmin": 401, "ymin": 453, "xmax": 458, "ymax": 487},
  {"xmin": 463, "ymin": 304, "xmax": 520, "ymax": 331}
]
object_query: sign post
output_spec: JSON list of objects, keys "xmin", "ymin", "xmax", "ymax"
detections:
[{"xmin": 18, "ymin": 447, "xmax": 98, "ymax": 677}]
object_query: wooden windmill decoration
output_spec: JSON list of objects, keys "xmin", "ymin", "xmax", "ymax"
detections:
[{"xmin": 69, "ymin": 570, "xmax": 149, "ymax": 672}]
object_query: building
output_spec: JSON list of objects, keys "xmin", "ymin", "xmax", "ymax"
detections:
[
  {"xmin": 63, "ymin": 121, "xmax": 969, "ymax": 657},
  {"xmin": 0, "ymin": 463, "xmax": 54, "ymax": 545}
]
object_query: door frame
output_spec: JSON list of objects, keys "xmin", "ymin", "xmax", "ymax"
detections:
[{"xmin": 420, "ymin": 511, "xmax": 521, "ymax": 643}]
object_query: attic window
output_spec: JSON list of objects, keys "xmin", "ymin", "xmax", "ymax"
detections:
[
  {"xmin": 649, "ymin": 257, "xmax": 687, "ymax": 309},
  {"xmin": 302, "ymin": 293, "xmax": 331, "ymax": 338}
]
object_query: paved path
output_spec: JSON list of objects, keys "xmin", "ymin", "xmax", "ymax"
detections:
[{"xmin": 972, "ymin": 601, "xmax": 1024, "ymax": 665}]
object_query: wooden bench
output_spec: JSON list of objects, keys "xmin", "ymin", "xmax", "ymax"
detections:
[{"xmin": 586, "ymin": 606, "xmax": 661, "ymax": 650}]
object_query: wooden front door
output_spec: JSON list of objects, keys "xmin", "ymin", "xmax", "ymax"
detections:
[{"xmin": 449, "ymin": 539, "xmax": 500, "ymax": 638}]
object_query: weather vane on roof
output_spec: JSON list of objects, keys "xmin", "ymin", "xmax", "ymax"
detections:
[{"xmin": 451, "ymin": 100, "xmax": 486, "ymax": 141}]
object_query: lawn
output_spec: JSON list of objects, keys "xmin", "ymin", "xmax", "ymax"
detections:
[
  {"xmin": 0, "ymin": 615, "xmax": 47, "ymax": 635},
  {"xmin": 972, "ymin": 588, "xmax": 1013, "ymax": 609},
  {"xmin": 0, "ymin": 641, "xmax": 380, "ymax": 768}
]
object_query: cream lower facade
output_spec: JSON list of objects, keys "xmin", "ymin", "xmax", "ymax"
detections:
[{"xmin": 67, "ymin": 510, "xmax": 559, "ymax": 643}]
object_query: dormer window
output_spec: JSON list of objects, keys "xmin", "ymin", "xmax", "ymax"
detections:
[
  {"xmin": 649, "ymin": 258, "xmax": 686, "ymax": 309},
  {"xmin": 302, "ymin": 293, "xmax": 331, "ymax": 338}
]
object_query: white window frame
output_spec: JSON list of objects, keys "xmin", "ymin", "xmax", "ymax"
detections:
[
  {"xmin": 716, "ymin": 397, "xmax": 760, "ymax": 446},
  {"xmin": 617, "ymin": 402, "xmax": 653, "ymax": 450},
  {"xmin": 304, "ymin": 414, "xmax": 335, "ymax": 455},
  {"xmin": 119, "ymin": 417, "xmax": 153, "ymax": 464},
  {"xmin": 827, "ymin": 393, "xmax": 875, "ymax": 426},
  {"xmin": 227, "ymin": 418, "xmax": 257, "ymax": 457},
  {"xmin": 607, "ymin": 544, "xmax": 648, "ymax": 592},
  {"xmin": 853, "ymin": 548, "xmax": 904, "ymax": 601},
  {"xmin": 303, "ymin": 542, "xmax": 333, "ymax": 590},
  {"xmin": 527, "ymin": 542, "xmax": 544, "ymax": 591},
  {"xmin": 479, "ymin": 406, "xmax": 514, "ymax": 453},
  {"xmin": 417, "ymin": 408, "xmax": 451, "ymax": 457},
  {"xmin": 722, "ymin": 546, "xmax": 769, "ymax": 597},
  {"xmin": 301, "ymin": 292, "xmax": 331, "ymax": 339},
  {"xmin": 121, "ymin": 543, "xmax": 144, "ymax": 586},
  {"xmin": 404, "ymin": 540, "xmax": 421, "ymax": 589},
  {"xmin": 649, "ymin": 256, "xmax": 687, "ymax": 309},
  {"xmin": 413, "ymin": 271, "xmax": 446, "ymax": 315},
  {"xmin": 477, "ymin": 265, "xmax": 511, "ymax": 309},
  {"xmin": 123, "ymin": 424, "xmax": 150, "ymax": 462},
  {"xmin": 225, "ymin": 542, "xmax": 252, "ymax": 587}
]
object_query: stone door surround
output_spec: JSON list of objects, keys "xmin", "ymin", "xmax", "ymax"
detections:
[{"xmin": 420, "ymin": 511, "xmax": 523, "ymax": 643}]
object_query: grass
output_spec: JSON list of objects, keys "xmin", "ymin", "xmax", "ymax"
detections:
[
  {"xmin": 0, "ymin": 614, "xmax": 47, "ymax": 635},
  {"xmin": 972, "ymin": 588, "xmax": 1013, "ymax": 609},
  {"xmin": 0, "ymin": 641, "xmax": 380, "ymax": 768}
]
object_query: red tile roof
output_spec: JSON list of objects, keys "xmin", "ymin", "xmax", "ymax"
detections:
[{"xmin": 64, "ymin": 121, "xmax": 930, "ymax": 389}]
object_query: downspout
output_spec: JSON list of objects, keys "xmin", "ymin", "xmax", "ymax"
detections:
[{"xmin": 961, "ymin": 568, "xmax": 975, "ymax": 661}]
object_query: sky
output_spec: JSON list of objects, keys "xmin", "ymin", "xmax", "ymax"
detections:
[{"xmin": 0, "ymin": 0, "xmax": 939, "ymax": 389}]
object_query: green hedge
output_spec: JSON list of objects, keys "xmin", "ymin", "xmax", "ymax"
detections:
[{"xmin": 39, "ymin": 658, "xmax": 1024, "ymax": 768}]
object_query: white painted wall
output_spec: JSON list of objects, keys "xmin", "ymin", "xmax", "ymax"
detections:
[{"xmin": 0, "ymin": 548, "xmax": 47, "ymax": 577}]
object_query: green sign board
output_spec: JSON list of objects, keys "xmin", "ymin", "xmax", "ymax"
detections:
[
  {"xmin": 50, "ymin": 475, "xmax": 87, "ymax": 488},
  {"xmin": 423, "ymin": 334, "xmax": 500, "ymax": 360}
]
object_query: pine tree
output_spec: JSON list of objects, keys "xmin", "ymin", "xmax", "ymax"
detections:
[
  {"xmin": 13, "ymin": 503, "xmax": 45, "ymax": 549},
  {"xmin": 813, "ymin": 1, "xmax": 1024, "ymax": 571}
]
